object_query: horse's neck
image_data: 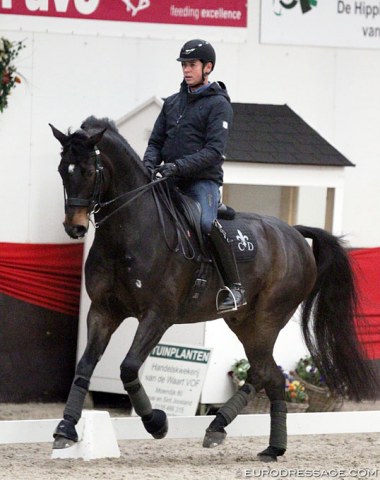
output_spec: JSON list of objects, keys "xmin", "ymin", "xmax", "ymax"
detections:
[
  {"xmin": 107, "ymin": 154, "xmax": 147, "ymax": 198},
  {"xmin": 98, "ymin": 156, "xmax": 175, "ymax": 248},
  {"xmin": 97, "ymin": 152, "xmax": 158, "ymax": 230}
]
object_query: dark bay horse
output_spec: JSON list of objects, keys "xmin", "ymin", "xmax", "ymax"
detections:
[{"xmin": 50, "ymin": 116, "xmax": 378, "ymax": 462}]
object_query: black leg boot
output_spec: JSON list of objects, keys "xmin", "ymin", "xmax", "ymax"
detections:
[{"xmin": 208, "ymin": 219, "xmax": 247, "ymax": 312}]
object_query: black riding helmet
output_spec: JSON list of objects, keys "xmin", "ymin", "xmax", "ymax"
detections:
[{"xmin": 177, "ymin": 39, "xmax": 216, "ymax": 72}]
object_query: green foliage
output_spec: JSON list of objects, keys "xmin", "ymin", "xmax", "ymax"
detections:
[
  {"xmin": 295, "ymin": 355, "xmax": 326, "ymax": 388},
  {"xmin": 0, "ymin": 37, "xmax": 25, "ymax": 113}
]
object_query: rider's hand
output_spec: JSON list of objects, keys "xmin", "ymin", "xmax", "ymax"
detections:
[
  {"xmin": 144, "ymin": 161, "xmax": 156, "ymax": 178},
  {"xmin": 157, "ymin": 163, "xmax": 178, "ymax": 178}
]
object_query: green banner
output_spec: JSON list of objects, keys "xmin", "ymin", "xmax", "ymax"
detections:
[{"xmin": 150, "ymin": 344, "xmax": 210, "ymax": 364}]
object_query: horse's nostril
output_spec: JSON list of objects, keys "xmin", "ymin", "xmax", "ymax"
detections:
[
  {"xmin": 65, "ymin": 224, "xmax": 88, "ymax": 239},
  {"xmin": 75, "ymin": 226, "xmax": 87, "ymax": 238}
]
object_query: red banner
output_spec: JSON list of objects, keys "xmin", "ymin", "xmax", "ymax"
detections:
[
  {"xmin": 0, "ymin": 242, "xmax": 84, "ymax": 316},
  {"xmin": 350, "ymin": 248, "xmax": 380, "ymax": 360},
  {"xmin": 0, "ymin": 0, "xmax": 247, "ymax": 27}
]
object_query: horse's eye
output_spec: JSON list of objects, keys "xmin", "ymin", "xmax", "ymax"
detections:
[
  {"xmin": 68, "ymin": 164, "xmax": 75, "ymax": 175},
  {"xmin": 83, "ymin": 166, "xmax": 95, "ymax": 178}
]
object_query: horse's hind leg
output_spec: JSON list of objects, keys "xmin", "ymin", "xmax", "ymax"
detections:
[
  {"xmin": 203, "ymin": 315, "xmax": 288, "ymax": 462},
  {"xmin": 53, "ymin": 305, "xmax": 121, "ymax": 448},
  {"xmin": 253, "ymin": 356, "xmax": 288, "ymax": 462}
]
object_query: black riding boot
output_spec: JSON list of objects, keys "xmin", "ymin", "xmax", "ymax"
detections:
[{"xmin": 209, "ymin": 220, "xmax": 247, "ymax": 312}]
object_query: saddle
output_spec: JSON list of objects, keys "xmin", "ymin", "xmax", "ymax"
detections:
[
  {"xmin": 172, "ymin": 189, "xmax": 235, "ymax": 258},
  {"xmin": 172, "ymin": 189, "xmax": 257, "ymax": 300}
]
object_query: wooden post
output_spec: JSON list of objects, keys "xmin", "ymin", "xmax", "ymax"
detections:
[
  {"xmin": 325, "ymin": 188, "xmax": 335, "ymax": 233},
  {"xmin": 280, "ymin": 186, "xmax": 299, "ymax": 225}
]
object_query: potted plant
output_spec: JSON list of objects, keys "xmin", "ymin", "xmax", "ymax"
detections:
[
  {"xmin": 229, "ymin": 359, "xmax": 309, "ymax": 413},
  {"xmin": 292, "ymin": 356, "xmax": 343, "ymax": 412},
  {"xmin": 283, "ymin": 369, "xmax": 309, "ymax": 412}
]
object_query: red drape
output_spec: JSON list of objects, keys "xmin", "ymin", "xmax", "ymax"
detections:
[
  {"xmin": 1, "ymin": 242, "xmax": 379, "ymax": 354},
  {"xmin": 350, "ymin": 248, "xmax": 380, "ymax": 360},
  {"xmin": 0, "ymin": 242, "xmax": 84, "ymax": 316}
]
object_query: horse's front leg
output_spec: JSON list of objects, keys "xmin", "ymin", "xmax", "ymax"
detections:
[
  {"xmin": 53, "ymin": 304, "xmax": 121, "ymax": 449},
  {"xmin": 120, "ymin": 311, "xmax": 170, "ymax": 440}
]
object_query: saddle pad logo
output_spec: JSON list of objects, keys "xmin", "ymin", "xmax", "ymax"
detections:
[
  {"xmin": 236, "ymin": 229, "xmax": 255, "ymax": 252},
  {"xmin": 219, "ymin": 219, "xmax": 257, "ymax": 263}
]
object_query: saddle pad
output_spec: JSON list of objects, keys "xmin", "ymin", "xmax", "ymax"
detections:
[{"xmin": 219, "ymin": 219, "xmax": 258, "ymax": 263}]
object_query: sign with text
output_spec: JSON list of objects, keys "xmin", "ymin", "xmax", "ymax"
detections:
[
  {"xmin": 261, "ymin": 0, "xmax": 380, "ymax": 49},
  {"xmin": 137, "ymin": 343, "xmax": 212, "ymax": 416},
  {"xmin": 0, "ymin": 0, "xmax": 247, "ymax": 27}
]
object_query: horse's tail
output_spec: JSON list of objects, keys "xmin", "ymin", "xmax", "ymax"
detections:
[{"xmin": 294, "ymin": 225, "xmax": 379, "ymax": 401}]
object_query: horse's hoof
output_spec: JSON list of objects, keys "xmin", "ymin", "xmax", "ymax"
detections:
[
  {"xmin": 202, "ymin": 429, "xmax": 227, "ymax": 448},
  {"xmin": 257, "ymin": 452, "xmax": 278, "ymax": 462},
  {"xmin": 52, "ymin": 419, "xmax": 78, "ymax": 449},
  {"xmin": 53, "ymin": 435, "xmax": 77, "ymax": 449},
  {"xmin": 257, "ymin": 446, "xmax": 286, "ymax": 462},
  {"xmin": 142, "ymin": 409, "xmax": 168, "ymax": 439},
  {"xmin": 151, "ymin": 418, "xmax": 168, "ymax": 439}
]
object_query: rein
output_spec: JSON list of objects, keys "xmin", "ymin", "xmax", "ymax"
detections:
[{"xmin": 93, "ymin": 174, "xmax": 168, "ymax": 229}]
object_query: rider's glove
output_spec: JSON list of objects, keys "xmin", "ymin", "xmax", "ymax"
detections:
[
  {"xmin": 157, "ymin": 163, "xmax": 178, "ymax": 178},
  {"xmin": 144, "ymin": 161, "xmax": 156, "ymax": 178}
]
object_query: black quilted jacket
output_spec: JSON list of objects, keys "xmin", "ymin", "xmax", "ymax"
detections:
[{"xmin": 143, "ymin": 80, "xmax": 233, "ymax": 186}]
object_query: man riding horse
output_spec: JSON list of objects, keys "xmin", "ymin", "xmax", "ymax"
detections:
[{"xmin": 143, "ymin": 39, "xmax": 246, "ymax": 312}]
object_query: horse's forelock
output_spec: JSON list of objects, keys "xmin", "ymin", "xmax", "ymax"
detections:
[
  {"xmin": 81, "ymin": 116, "xmax": 117, "ymax": 134},
  {"xmin": 62, "ymin": 129, "xmax": 91, "ymax": 158}
]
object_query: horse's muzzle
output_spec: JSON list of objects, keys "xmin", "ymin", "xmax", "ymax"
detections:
[
  {"xmin": 63, "ymin": 209, "xmax": 89, "ymax": 239},
  {"xmin": 64, "ymin": 223, "xmax": 88, "ymax": 239}
]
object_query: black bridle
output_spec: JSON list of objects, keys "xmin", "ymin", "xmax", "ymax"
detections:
[
  {"xmin": 63, "ymin": 146, "xmax": 168, "ymax": 228},
  {"xmin": 64, "ymin": 147, "xmax": 104, "ymax": 213}
]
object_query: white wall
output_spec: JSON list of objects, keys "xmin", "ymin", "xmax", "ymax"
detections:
[
  {"xmin": 1, "ymin": 2, "xmax": 379, "ymax": 246},
  {"xmin": 1, "ymin": 1, "xmax": 380, "ymax": 246}
]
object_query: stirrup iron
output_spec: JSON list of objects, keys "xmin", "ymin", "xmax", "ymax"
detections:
[{"xmin": 216, "ymin": 286, "xmax": 244, "ymax": 313}]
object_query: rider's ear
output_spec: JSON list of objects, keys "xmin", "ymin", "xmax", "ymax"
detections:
[
  {"xmin": 49, "ymin": 123, "xmax": 68, "ymax": 146},
  {"xmin": 86, "ymin": 128, "xmax": 107, "ymax": 148}
]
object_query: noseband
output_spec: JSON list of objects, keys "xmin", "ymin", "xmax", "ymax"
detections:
[{"xmin": 64, "ymin": 147, "xmax": 104, "ymax": 214}]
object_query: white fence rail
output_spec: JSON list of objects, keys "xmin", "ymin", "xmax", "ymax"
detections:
[{"xmin": 1, "ymin": 410, "xmax": 379, "ymax": 445}]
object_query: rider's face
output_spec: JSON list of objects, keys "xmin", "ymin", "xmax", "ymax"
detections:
[{"xmin": 182, "ymin": 60, "xmax": 211, "ymax": 89}]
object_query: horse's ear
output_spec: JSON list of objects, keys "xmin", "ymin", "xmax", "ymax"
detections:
[
  {"xmin": 49, "ymin": 123, "xmax": 68, "ymax": 146},
  {"xmin": 86, "ymin": 128, "xmax": 107, "ymax": 148}
]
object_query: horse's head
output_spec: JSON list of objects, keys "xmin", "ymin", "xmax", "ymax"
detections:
[{"xmin": 50, "ymin": 123, "xmax": 106, "ymax": 239}]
